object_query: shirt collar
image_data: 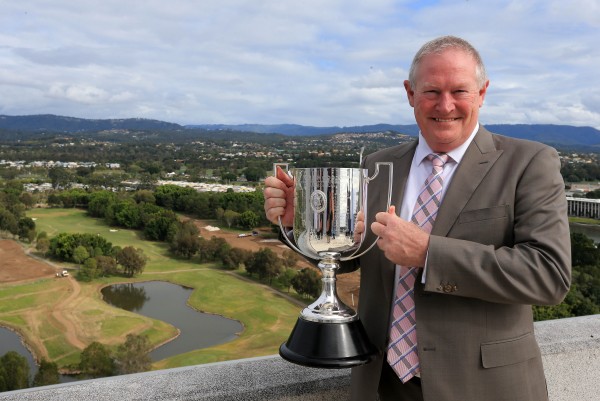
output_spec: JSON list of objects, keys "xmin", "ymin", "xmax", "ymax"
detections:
[{"xmin": 415, "ymin": 123, "xmax": 479, "ymax": 166}]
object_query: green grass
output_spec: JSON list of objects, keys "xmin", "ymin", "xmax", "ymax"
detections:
[
  {"xmin": 569, "ymin": 216, "xmax": 600, "ymax": 225},
  {"xmin": 23, "ymin": 207, "xmax": 300, "ymax": 370}
]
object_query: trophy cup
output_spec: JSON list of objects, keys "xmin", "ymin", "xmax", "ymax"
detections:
[{"xmin": 274, "ymin": 161, "xmax": 392, "ymax": 368}]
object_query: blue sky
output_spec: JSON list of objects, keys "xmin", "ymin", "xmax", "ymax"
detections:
[{"xmin": 0, "ymin": 0, "xmax": 599, "ymax": 128}]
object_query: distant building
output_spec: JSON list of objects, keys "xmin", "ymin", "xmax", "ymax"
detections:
[{"xmin": 566, "ymin": 196, "xmax": 600, "ymax": 219}]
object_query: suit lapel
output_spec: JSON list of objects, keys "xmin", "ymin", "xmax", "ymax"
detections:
[{"xmin": 432, "ymin": 126, "xmax": 503, "ymax": 236}]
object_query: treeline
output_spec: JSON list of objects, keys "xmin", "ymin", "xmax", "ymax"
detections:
[
  {"xmin": 48, "ymin": 184, "xmax": 268, "ymax": 232},
  {"xmin": 533, "ymin": 232, "xmax": 600, "ymax": 320},
  {"xmin": 0, "ymin": 352, "xmax": 59, "ymax": 392},
  {"xmin": 562, "ymin": 162, "xmax": 600, "ymax": 183},
  {"xmin": 0, "ymin": 334, "xmax": 152, "ymax": 393},
  {"xmin": 43, "ymin": 186, "xmax": 322, "ymax": 298},
  {"xmin": 36, "ymin": 231, "xmax": 147, "ymax": 281},
  {"xmin": 0, "ymin": 181, "xmax": 36, "ymax": 242}
]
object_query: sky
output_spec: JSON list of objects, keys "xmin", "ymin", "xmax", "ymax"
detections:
[{"xmin": 0, "ymin": 0, "xmax": 599, "ymax": 128}]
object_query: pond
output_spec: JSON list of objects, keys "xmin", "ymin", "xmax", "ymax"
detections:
[
  {"xmin": 0, "ymin": 326, "xmax": 38, "ymax": 380},
  {"xmin": 101, "ymin": 281, "xmax": 243, "ymax": 361},
  {"xmin": 570, "ymin": 222, "xmax": 600, "ymax": 243}
]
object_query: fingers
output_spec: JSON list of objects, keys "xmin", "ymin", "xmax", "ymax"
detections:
[
  {"xmin": 276, "ymin": 166, "xmax": 294, "ymax": 187},
  {"xmin": 264, "ymin": 167, "xmax": 294, "ymax": 226}
]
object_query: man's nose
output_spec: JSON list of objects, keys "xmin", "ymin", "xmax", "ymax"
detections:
[{"xmin": 436, "ymin": 92, "xmax": 455, "ymax": 113}]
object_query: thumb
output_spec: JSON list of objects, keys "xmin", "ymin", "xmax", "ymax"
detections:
[{"xmin": 276, "ymin": 166, "xmax": 294, "ymax": 187}]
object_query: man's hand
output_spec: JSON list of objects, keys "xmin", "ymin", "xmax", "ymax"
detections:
[
  {"xmin": 371, "ymin": 206, "xmax": 430, "ymax": 267},
  {"xmin": 353, "ymin": 210, "xmax": 365, "ymax": 244},
  {"xmin": 264, "ymin": 166, "xmax": 295, "ymax": 227}
]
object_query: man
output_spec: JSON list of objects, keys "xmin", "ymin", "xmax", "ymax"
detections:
[{"xmin": 264, "ymin": 36, "xmax": 571, "ymax": 401}]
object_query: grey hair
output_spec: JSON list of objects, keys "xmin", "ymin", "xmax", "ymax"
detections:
[{"xmin": 408, "ymin": 35, "xmax": 488, "ymax": 89}]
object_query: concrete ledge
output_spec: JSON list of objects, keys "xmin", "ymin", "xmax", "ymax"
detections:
[{"xmin": 0, "ymin": 315, "xmax": 598, "ymax": 401}]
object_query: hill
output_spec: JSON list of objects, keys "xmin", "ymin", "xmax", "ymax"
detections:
[
  {"xmin": 0, "ymin": 114, "xmax": 182, "ymax": 132},
  {"xmin": 1, "ymin": 114, "xmax": 600, "ymax": 148},
  {"xmin": 191, "ymin": 123, "xmax": 600, "ymax": 147}
]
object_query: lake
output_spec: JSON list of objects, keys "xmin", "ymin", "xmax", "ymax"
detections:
[
  {"xmin": 101, "ymin": 281, "xmax": 243, "ymax": 361},
  {"xmin": 569, "ymin": 222, "xmax": 600, "ymax": 243},
  {"xmin": 0, "ymin": 326, "xmax": 38, "ymax": 380}
]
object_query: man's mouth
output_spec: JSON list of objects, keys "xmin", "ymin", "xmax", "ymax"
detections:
[{"xmin": 433, "ymin": 118, "xmax": 460, "ymax": 122}]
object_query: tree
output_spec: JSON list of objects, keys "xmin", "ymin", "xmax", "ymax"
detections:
[
  {"xmin": 0, "ymin": 208, "xmax": 18, "ymax": 235},
  {"xmin": 292, "ymin": 268, "xmax": 321, "ymax": 299},
  {"xmin": 223, "ymin": 209, "xmax": 239, "ymax": 228},
  {"xmin": 78, "ymin": 257, "xmax": 100, "ymax": 282},
  {"xmin": 244, "ymin": 166, "xmax": 264, "ymax": 182},
  {"xmin": 0, "ymin": 351, "xmax": 30, "ymax": 391},
  {"xmin": 111, "ymin": 200, "xmax": 142, "ymax": 229},
  {"xmin": 170, "ymin": 220, "xmax": 200, "ymax": 259},
  {"xmin": 277, "ymin": 268, "xmax": 297, "ymax": 293},
  {"xmin": 32, "ymin": 359, "xmax": 59, "ymax": 387},
  {"xmin": 114, "ymin": 334, "xmax": 152, "ymax": 375},
  {"xmin": 36, "ymin": 237, "xmax": 50, "ymax": 254},
  {"xmin": 221, "ymin": 247, "xmax": 252, "ymax": 270},
  {"xmin": 18, "ymin": 217, "xmax": 36, "ymax": 242},
  {"xmin": 95, "ymin": 255, "xmax": 118, "ymax": 276},
  {"xmin": 571, "ymin": 232, "xmax": 600, "ymax": 267},
  {"xmin": 73, "ymin": 245, "xmax": 90, "ymax": 264},
  {"xmin": 48, "ymin": 167, "xmax": 73, "ymax": 189},
  {"xmin": 79, "ymin": 342, "xmax": 115, "ymax": 378},
  {"xmin": 237, "ymin": 210, "xmax": 259, "ymax": 230},
  {"xmin": 87, "ymin": 190, "xmax": 117, "ymax": 218},
  {"xmin": 246, "ymin": 248, "xmax": 283, "ymax": 284},
  {"xmin": 116, "ymin": 246, "xmax": 147, "ymax": 277},
  {"xmin": 281, "ymin": 250, "xmax": 300, "ymax": 268},
  {"xmin": 133, "ymin": 190, "xmax": 155, "ymax": 204},
  {"xmin": 143, "ymin": 210, "xmax": 178, "ymax": 242}
]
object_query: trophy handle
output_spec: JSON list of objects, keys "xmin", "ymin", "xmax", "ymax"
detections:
[
  {"xmin": 340, "ymin": 161, "xmax": 393, "ymax": 261},
  {"xmin": 273, "ymin": 162, "xmax": 290, "ymax": 176},
  {"xmin": 271, "ymin": 163, "xmax": 314, "ymax": 259}
]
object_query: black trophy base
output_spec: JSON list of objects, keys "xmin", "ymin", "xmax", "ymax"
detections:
[{"xmin": 279, "ymin": 317, "xmax": 378, "ymax": 368}]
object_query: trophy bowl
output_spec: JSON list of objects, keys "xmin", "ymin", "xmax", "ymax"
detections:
[{"xmin": 275, "ymin": 163, "xmax": 392, "ymax": 368}]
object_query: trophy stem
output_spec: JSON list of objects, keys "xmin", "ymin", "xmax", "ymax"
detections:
[{"xmin": 300, "ymin": 252, "xmax": 356, "ymax": 323}]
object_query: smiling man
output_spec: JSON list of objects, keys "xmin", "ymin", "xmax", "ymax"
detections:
[{"xmin": 264, "ymin": 36, "xmax": 571, "ymax": 401}]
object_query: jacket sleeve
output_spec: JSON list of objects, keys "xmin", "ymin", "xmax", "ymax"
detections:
[{"xmin": 424, "ymin": 145, "xmax": 571, "ymax": 305}]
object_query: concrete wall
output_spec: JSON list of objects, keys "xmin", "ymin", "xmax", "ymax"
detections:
[{"xmin": 0, "ymin": 314, "xmax": 598, "ymax": 401}]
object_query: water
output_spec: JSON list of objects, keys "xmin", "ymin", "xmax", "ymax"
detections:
[
  {"xmin": 101, "ymin": 281, "xmax": 243, "ymax": 361},
  {"xmin": 0, "ymin": 326, "xmax": 38, "ymax": 380},
  {"xmin": 570, "ymin": 222, "xmax": 600, "ymax": 243}
]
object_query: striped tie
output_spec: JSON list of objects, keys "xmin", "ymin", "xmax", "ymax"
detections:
[{"xmin": 386, "ymin": 153, "xmax": 449, "ymax": 383}]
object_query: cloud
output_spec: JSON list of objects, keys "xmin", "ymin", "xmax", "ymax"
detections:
[{"xmin": 0, "ymin": 0, "xmax": 598, "ymax": 128}]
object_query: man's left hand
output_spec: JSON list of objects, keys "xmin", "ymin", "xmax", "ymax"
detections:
[{"xmin": 371, "ymin": 206, "xmax": 430, "ymax": 267}]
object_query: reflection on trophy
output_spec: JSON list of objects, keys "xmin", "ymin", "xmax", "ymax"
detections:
[{"xmin": 275, "ymin": 162, "xmax": 392, "ymax": 368}]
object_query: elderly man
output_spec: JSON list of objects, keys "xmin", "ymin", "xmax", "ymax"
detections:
[{"xmin": 264, "ymin": 36, "xmax": 571, "ymax": 401}]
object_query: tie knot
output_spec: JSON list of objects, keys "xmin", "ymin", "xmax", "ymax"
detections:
[{"xmin": 427, "ymin": 153, "xmax": 448, "ymax": 168}]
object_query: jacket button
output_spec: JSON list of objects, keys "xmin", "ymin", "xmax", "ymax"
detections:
[{"xmin": 437, "ymin": 281, "xmax": 457, "ymax": 293}]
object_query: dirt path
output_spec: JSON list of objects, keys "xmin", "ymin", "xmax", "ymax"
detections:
[
  {"xmin": 0, "ymin": 239, "xmax": 89, "ymax": 353},
  {"xmin": 51, "ymin": 276, "xmax": 87, "ymax": 350}
]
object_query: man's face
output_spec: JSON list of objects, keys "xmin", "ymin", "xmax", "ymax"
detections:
[{"xmin": 404, "ymin": 48, "xmax": 489, "ymax": 153}]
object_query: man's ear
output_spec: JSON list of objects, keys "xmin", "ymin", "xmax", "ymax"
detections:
[{"xmin": 404, "ymin": 80, "xmax": 415, "ymax": 107}]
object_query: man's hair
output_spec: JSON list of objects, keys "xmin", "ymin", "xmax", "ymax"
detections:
[{"xmin": 408, "ymin": 35, "xmax": 488, "ymax": 89}]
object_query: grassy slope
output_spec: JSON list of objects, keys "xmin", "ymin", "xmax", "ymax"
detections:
[{"xmin": 7, "ymin": 208, "xmax": 299, "ymax": 370}]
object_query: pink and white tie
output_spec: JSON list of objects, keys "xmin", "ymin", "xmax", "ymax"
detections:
[{"xmin": 386, "ymin": 153, "xmax": 449, "ymax": 382}]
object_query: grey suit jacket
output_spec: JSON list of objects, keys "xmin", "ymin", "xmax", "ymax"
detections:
[{"xmin": 341, "ymin": 126, "xmax": 571, "ymax": 401}]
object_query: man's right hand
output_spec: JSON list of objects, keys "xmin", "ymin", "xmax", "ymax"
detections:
[{"xmin": 264, "ymin": 166, "xmax": 295, "ymax": 227}]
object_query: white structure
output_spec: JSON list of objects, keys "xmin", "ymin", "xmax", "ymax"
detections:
[{"xmin": 566, "ymin": 196, "xmax": 600, "ymax": 219}]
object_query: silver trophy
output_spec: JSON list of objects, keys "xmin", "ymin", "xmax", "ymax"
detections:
[{"xmin": 275, "ymin": 161, "xmax": 392, "ymax": 368}]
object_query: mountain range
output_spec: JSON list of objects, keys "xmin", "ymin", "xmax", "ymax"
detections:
[{"xmin": 1, "ymin": 114, "xmax": 600, "ymax": 148}]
